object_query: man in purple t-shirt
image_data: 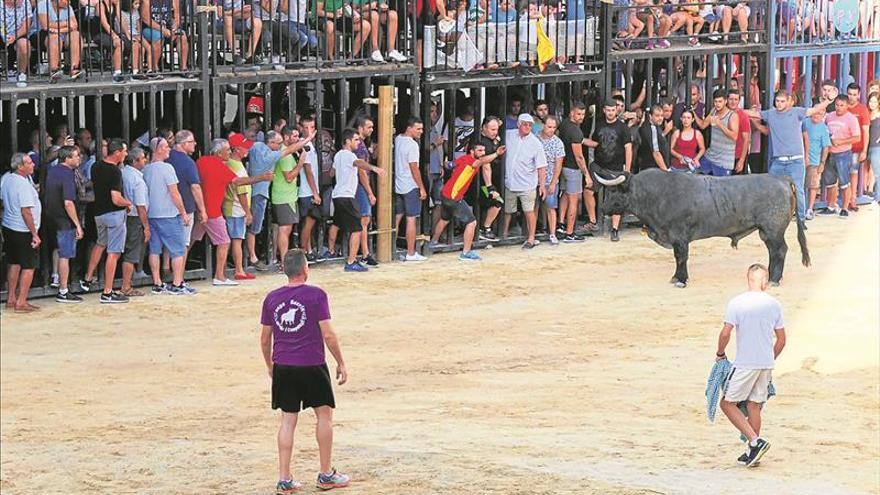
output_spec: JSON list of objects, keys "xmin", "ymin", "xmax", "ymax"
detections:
[{"xmin": 260, "ymin": 249, "xmax": 350, "ymax": 493}]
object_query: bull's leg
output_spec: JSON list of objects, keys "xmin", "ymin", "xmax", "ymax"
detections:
[
  {"xmin": 671, "ymin": 242, "xmax": 689, "ymax": 288},
  {"xmin": 760, "ymin": 230, "xmax": 788, "ymax": 285}
]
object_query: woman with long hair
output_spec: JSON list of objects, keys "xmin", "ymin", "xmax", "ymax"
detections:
[
  {"xmin": 669, "ymin": 109, "xmax": 705, "ymax": 171},
  {"xmin": 867, "ymin": 91, "xmax": 880, "ymax": 203}
]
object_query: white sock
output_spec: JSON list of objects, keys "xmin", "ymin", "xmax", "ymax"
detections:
[{"xmin": 59, "ymin": 288, "xmax": 68, "ymax": 295}]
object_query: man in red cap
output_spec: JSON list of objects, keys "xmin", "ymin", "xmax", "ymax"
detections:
[
  {"xmin": 225, "ymin": 133, "xmax": 258, "ymax": 279},
  {"xmin": 195, "ymin": 136, "xmax": 273, "ymax": 285}
]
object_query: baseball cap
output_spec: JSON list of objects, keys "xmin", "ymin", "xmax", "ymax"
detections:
[
  {"xmin": 228, "ymin": 132, "xmax": 254, "ymax": 150},
  {"xmin": 603, "ymin": 98, "xmax": 618, "ymax": 108},
  {"xmin": 517, "ymin": 113, "xmax": 535, "ymax": 124}
]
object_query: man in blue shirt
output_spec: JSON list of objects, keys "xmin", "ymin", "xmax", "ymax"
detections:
[
  {"xmin": 801, "ymin": 110, "xmax": 832, "ymax": 220},
  {"xmin": 167, "ymin": 130, "xmax": 207, "ymax": 249},
  {"xmin": 745, "ymin": 90, "xmax": 826, "ymax": 223}
]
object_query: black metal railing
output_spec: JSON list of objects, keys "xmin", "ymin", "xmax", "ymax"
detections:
[{"xmin": 420, "ymin": 0, "xmax": 603, "ymax": 77}]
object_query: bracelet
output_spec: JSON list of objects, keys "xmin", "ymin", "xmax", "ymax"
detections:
[{"xmin": 716, "ymin": 352, "xmax": 726, "ymax": 357}]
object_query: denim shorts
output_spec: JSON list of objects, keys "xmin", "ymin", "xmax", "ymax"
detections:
[
  {"xmin": 141, "ymin": 28, "xmax": 167, "ymax": 42},
  {"xmin": 544, "ymin": 183, "xmax": 559, "ymax": 209},
  {"xmin": 95, "ymin": 210, "xmax": 127, "ymax": 254},
  {"xmin": 395, "ymin": 188, "xmax": 422, "ymax": 217},
  {"xmin": 698, "ymin": 156, "xmax": 733, "ymax": 177},
  {"xmin": 56, "ymin": 229, "xmax": 77, "ymax": 259},
  {"xmin": 830, "ymin": 151, "xmax": 853, "ymax": 188},
  {"xmin": 562, "ymin": 168, "xmax": 583, "ymax": 194},
  {"xmin": 148, "ymin": 216, "xmax": 186, "ymax": 258},
  {"xmin": 249, "ymin": 194, "xmax": 269, "ymax": 235},
  {"xmin": 355, "ymin": 184, "xmax": 372, "ymax": 217},
  {"xmin": 226, "ymin": 216, "xmax": 246, "ymax": 240}
]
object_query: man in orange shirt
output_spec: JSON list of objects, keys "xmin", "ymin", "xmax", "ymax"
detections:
[
  {"xmin": 846, "ymin": 83, "xmax": 870, "ymax": 210},
  {"xmin": 427, "ymin": 141, "xmax": 505, "ymax": 261}
]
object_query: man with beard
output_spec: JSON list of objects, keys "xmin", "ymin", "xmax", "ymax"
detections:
[{"xmin": 586, "ymin": 99, "xmax": 632, "ymax": 242}]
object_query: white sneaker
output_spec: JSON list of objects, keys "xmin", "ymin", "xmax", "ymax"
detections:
[
  {"xmin": 16, "ymin": 72, "xmax": 27, "ymax": 87},
  {"xmin": 50, "ymin": 273, "xmax": 60, "ymax": 288},
  {"xmin": 549, "ymin": 234, "xmax": 559, "ymax": 246},
  {"xmin": 370, "ymin": 50, "xmax": 385, "ymax": 63},
  {"xmin": 212, "ymin": 278, "xmax": 239, "ymax": 286},
  {"xmin": 387, "ymin": 50, "xmax": 407, "ymax": 62},
  {"xmin": 404, "ymin": 253, "xmax": 427, "ymax": 262}
]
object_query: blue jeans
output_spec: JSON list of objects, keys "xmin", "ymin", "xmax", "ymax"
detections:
[
  {"xmin": 769, "ymin": 157, "xmax": 806, "ymax": 221},
  {"xmin": 285, "ymin": 21, "xmax": 318, "ymax": 48}
]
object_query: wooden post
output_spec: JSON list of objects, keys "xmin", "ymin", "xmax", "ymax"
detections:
[{"xmin": 376, "ymin": 85, "xmax": 395, "ymax": 263}]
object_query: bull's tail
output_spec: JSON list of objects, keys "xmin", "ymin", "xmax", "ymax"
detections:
[{"xmin": 789, "ymin": 182, "xmax": 811, "ymax": 267}]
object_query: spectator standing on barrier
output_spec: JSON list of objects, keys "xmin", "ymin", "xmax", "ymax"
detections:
[
  {"xmin": 394, "ymin": 117, "xmax": 428, "ymax": 262},
  {"xmin": 1, "ymin": 153, "xmax": 41, "ymax": 313},
  {"xmin": 846, "ymin": 83, "xmax": 870, "ymax": 208},
  {"xmin": 801, "ymin": 109, "xmax": 831, "ymax": 220},
  {"xmin": 81, "ymin": 139, "xmax": 132, "ymax": 304},
  {"xmin": 586, "ymin": 98, "xmax": 632, "ymax": 243},
  {"xmin": 296, "ymin": 117, "xmax": 324, "ymax": 263},
  {"xmin": 197, "ymin": 138, "xmax": 273, "ymax": 285},
  {"xmin": 638, "ymin": 104, "xmax": 670, "ymax": 172},
  {"xmin": 537, "ymin": 116, "xmax": 565, "ymax": 246},
  {"xmin": 746, "ymin": 90, "xmax": 825, "ymax": 223},
  {"xmin": 353, "ymin": 117, "xmax": 379, "ymax": 267},
  {"xmin": 224, "ymin": 133, "xmax": 256, "ymax": 280},
  {"xmin": 821, "ymin": 95, "xmax": 863, "ymax": 219},
  {"xmin": 317, "ymin": 0, "xmax": 371, "ymax": 61},
  {"xmin": 140, "ymin": 0, "xmax": 190, "ymax": 75},
  {"xmin": 331, "ymin": 129, "xmax": 385, "ymax": 272},
  {"xmin": 260, "ymin": 249, "xmax": 350, "ymax": 494},
  {"xmin": 247, "ymin": 130, "xmax": 303, "ymax": 271},
  {"xmin": 168, "ymin": 130, "xmax": 206, "ymax": 259},
  {"xmin": 223, "ymin": 0, "xmax": 264, "ymax": 64},
  {"xmin": 695, "ymin": 89, "xmax": 739, "ymax": 177},
  {"xmin": 558, "ymin": 102, "xmax": 591, "ymax": 243},
  {"xmin": 715, "ymin": 263, "xmax": 786, "ymax": 468},
  {"xmin": 728, "ymin": 89, "xmax": 752, "ymax": 174},
  {"xmin": 272, "ymin": 128, "xmax": 308, "ymax": 272},
  {"xmin": 143, "ymin": 137, "xmax": 193, "ymax": 295},
  {"xmin": 120, "ymin": 147, "xmax": 150, "ymax": 297},
  {"xmin": 501, "ymin": 114, "xmax": 548, "ymax": 249},
  {"xmin": 44, "ymin": 146, "xmax": 84, "ymax": 303},
  {"xmin": 2, "ymin": 0, "xmax": 32, "ymax": 87},
  {"xmin": 428, "ymin": 141, "xmax": 506, "ymax": 261},
  {"xmin": 363, "ymin": 0, "xmax": 408, "ymax": 63}
]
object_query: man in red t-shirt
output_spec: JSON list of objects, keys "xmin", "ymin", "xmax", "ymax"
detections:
[
  {"xmin": 195, "ymin": 137, "xmax": 273, "ymax": 285},
  {"xmin": 847, "ymin": 83, "xmax": 870, "ymax": 207},
  {"xmin": 427, "ymin": 140, "xmax": 505, "ymax": 261},
  {"xmin": 728, "ymin": 90, "xmax": 752, "ymax": 174}
]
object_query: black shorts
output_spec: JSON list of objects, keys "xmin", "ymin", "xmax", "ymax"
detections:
[
  {"xmin": 123, "ymin": 216, "xmax": 145, "ymax": 264},
  {"xmin": 440, "ymin": 198, "xmax": 476, "ymax": 224},
  {"xmin": 271, "ymin": 363, "xmax": 336, "ymax": 413},
  {"xmin": 2, "ymin": 227, "xmax": 38, "ymax": 269},
  {"xmin": 332, "ymin": 197, "xmax": 361, "ymax": 233},
  {"xmin": 821, "ymin": 160, "xmax": 840, "ymax": 188},
  {"xmin": 298, "ymin": 196, "xmax": 324, "ymax": 221}
]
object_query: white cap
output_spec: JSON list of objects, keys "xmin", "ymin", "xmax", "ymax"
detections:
[{"xmin": 517, "ymin": 113, "xmax": 535, "ymax": 124}]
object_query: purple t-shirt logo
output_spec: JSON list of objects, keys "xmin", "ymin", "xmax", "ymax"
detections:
[{"xmin": 261, "ymin": 284, "xmax": 332, "ymax": 366}]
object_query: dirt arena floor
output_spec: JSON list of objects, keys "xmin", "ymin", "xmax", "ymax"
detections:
[{"xmin": 2, "ymin": 208, "xmax": 878, "ymax": 495}]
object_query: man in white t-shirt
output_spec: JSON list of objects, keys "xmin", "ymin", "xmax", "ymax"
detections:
[
  {"xmin": 297, "ymin": 117, "xmax": 323, "ymax": 262},
  {"xmin": 393, "ymin": 117, "xmax": 428, "ymax": 262},
  {"xmin": 501, "ymin": 114, "xmax": 548, "ymax": 249},
  {"xmin": 331, "ymin": 129, "xmax": 385, "ymax": 272},
  {"xmin": 715, "ymin": 263, "xmax": 787, "ymax": 468}
]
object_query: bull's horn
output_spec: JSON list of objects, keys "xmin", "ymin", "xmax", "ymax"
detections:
[{"xmin": 593, "ymin": 174, "xmax": 627, "ymax": 187}]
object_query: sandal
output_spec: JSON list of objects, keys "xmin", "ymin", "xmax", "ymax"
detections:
[{"xmin": 121, "ymin": 287, "xmax": 145, "ymax": 297}]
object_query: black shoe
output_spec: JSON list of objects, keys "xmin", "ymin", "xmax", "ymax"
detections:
[
  {"xmin": 817, "ymin": 207, "xmax": 836, "ymax": 215},
  {"xmin": 736, "ymin": 452, "xmax": 749, "ymax": 465},
  {"xmin": 305, "ymin": 252, "xmax": 317, "ymax": 263},
  {"xmin": 56, "ymin": 291, "xmax": 84, "ymax": 304},
  {"xmin": 49, "ymin": 69, "xmax": 64, "ymax": 83},
  {"xmin": 610, "ymin": 229, "xmax": 620, "ymax": 242},
  {"xmin": 745, "ymin": 438, "xmax": 770, "ymax": 467},
  {"xmin": 79, "ymin": 279, "xmax": 93, "ymax": 293},
  {"xmin": 839, "ymin": 209, "xmax": 849, "ymax": 218},
  {"xmin": 479, "ymin": 228, "xmax": 499, "ymax": 242},
  {"xmin": 555, "ymin": 226, "xmax": 566, "ymax": 236},
  {"xmin": 112, "ymin": 72, "xmax": 125, "ymax": 83},
  {"xmin": 100, "ymin": 291, "xmax": 129, "ymax": 304},
  {"xmin": 362, "ymin": 255, "xmax": 378, "ymax": 266},
  {"xmin": 131, "ymin": 72, "xmax": 148, "ymax": 81},
  {"xmin": 151, "ymin": 284, "xmax": 168, "ymax": 295},
  {"xmin": 563, "ymin": 233, "xmax": 585, "ymax": 243}
]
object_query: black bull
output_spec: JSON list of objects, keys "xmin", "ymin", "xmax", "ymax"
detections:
[{"xmin": 592, "ymin": 168, "xmax": 811, "ymax": 287}]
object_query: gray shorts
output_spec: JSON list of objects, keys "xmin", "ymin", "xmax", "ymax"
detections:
[
  {"xmin": 273, "ymin": 202, "xmax": 299, "ymax": 225},
  {"xmin": 562, "ymin": 168, "xmax": 584, "ymax": 194},
  {"xmin": 95, "ymin": 210, "xmax": 127, "ymax": 254},
  {"xmin": 123, "ymin": 216, "xmax": 145, "ymax": 264}
]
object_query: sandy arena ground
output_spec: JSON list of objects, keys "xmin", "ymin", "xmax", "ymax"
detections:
[{"xmin": 1, "ymin": 209, "xmax": 878, "ymax": 495}]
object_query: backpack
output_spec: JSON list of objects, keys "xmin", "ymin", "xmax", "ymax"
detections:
[{"xmin": 74, "ymin": 167, "xmax": 95, "ymax": 204}]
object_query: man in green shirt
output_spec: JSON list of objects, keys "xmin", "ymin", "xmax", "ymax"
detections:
[{"xmin": 272, "ymin": 127, "xmax": 306, "ymax": 272}]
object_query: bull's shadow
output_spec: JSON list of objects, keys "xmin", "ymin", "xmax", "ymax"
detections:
[{"xmin": 591, "ymin": 168, "xmax": 811, "ymax": 287}]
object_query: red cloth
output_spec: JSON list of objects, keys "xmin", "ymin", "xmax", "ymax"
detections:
[
  {"xmin": 442, "ymin": 155, "xmax": 478, "ymax": 201},
  {"xmin": 196, "ymin": 155, "xmax": 237, "ymax": 218}
]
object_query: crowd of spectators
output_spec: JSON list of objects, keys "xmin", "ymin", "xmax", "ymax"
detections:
[{"xmin": 2, "ymin": 72, "xmax": 879, "ymax": 309}]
